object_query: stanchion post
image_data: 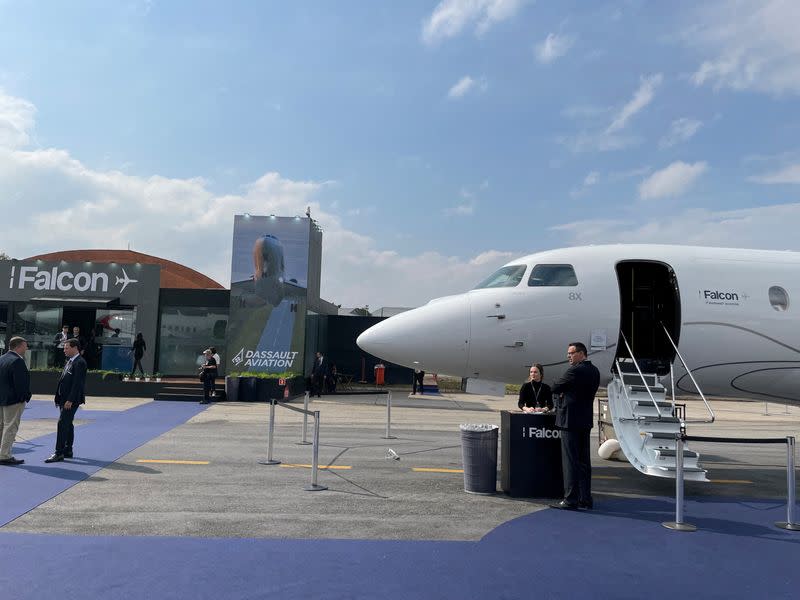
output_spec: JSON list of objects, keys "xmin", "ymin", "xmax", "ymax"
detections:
[
  {"xmin": 662, "ymin": 434, "xmax": 696, "ymax": 531},
  {"xmin": 776, "ymin": 436, "xmax": 800, "ymax": 531},
  {"xmin": 259, "ymin": 399, "xmax": 281, "ymax": 466},
  {"xmin": 297, "ymin": 391, "xmax": 311, "ymax": 445},
  {"xmin": 383, "ymin": 390, "xmax": 396, "ymax": 439},
  {"xmin": 305, "ymin": 410, "xmax": 327, "ymax": 491}
]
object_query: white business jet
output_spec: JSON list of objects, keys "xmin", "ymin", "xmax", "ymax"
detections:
[
  {"xmin": 357, "ymin": 244, "xmax": 799, "ymax": 479},
  {"xmin": 358, "ymin": 244, "xmax": 799, "ymax": 401}
]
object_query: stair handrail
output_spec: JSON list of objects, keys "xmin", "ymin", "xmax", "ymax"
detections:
[
  {"xmin": 619, "ymin": 332, "xmax": 663, "ymax": 418},
  {"xmin": 661, "ymin": 324, "xmax": 715, "ymax": 424},
  {"xmin": 669, "ymin": 363, "xmax": 677, "ymax": 414},
  {"xmin": 614, "ymin": 360, "xmax": 632, "ymax": 404}
]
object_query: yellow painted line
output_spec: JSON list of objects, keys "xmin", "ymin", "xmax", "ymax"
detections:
[
  {"xmin": 136, "ymin": 459, "xmax": 210, "ymax": 465},
  {"xmin": 413, "ymin": 467, "xmax": 464, "ymax": 473},
  {"xmin": 594, "ymin": 475, "xmax": 622, "ymax": 480},
  {"xmin": 709, "ymin": 479, "xmax": 753, "ymax": 484},
  {"xmin": 279, "ymin": 464, "xmax": 352, "ymax": 470}
]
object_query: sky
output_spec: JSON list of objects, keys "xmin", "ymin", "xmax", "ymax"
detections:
[{"xmin": 1, "ymin": 0, "xmax": 799, "ymax": 309}]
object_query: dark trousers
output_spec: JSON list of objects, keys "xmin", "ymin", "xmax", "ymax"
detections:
[
  {"xmin": 203, "ymin": 377, "xmax": 215, "ymax": 403},
  {"xmin": 413, "ymin": 372, "xmax": 424, "ymax": 395},
  {"xmin": 312, "ymin": 374, "xmax": 324, "ymax": 397},
  {"xmin": 131, "ymin": 357, "xmax": 145, "ymax": 377},
  {"xmin": 560, "ymin": 428, "xmax": 592, "ymax": 504},
  {"xmin": 55, "ymin": 404, "xmax": 79, "ymax": 455}
]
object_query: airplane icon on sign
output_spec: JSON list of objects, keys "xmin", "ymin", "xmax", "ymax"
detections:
[{"xmin": 115, "ymin": 268, "xmax": 138, "ymax": 293}]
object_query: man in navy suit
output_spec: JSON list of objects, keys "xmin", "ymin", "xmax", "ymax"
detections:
[
  {"xmin": 0, "ymin": 337, "xmax": 32, "ymax": 465},
  {"xmin": 45, "ymin": 338, "xmax": 87, "ymax": 463},
  {"xmin": 311, "ymin": 351, "xmax": 328, "ymax": 398},
  {"xmin": 550, "ymin": 342, "xmax": 600, "ymax": 510}
]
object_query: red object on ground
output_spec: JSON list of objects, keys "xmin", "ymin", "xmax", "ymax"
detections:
[{"xmin": 374, "ymin": 363, "xmax": 385, "ymax": 386}]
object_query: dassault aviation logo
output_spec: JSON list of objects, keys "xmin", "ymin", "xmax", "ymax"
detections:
[
  {"xmin": 232, "ymin": 349, "xmax": 299, "ymax": 368},
  {"xmin": 231, "ymin": 348, "xmax": 245, "ymax": 366}
]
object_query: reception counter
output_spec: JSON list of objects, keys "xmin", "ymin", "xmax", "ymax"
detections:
[{"xmin": 501, "ymin": 411, "xmax": 564, "ymax": 498}]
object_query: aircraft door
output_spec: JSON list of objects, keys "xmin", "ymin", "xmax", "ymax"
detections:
[
  {"xmin": 615, "ymin": 261, "xmax": 681, "ymax": 375},
  {"xmin": 466, "ymin": 289, "xmax": 533, "ymax": 378}
]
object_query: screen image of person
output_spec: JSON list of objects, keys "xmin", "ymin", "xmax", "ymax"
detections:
[{"xmin": 517, "ymin": 363, "xmax": 553, "ymax": 413}]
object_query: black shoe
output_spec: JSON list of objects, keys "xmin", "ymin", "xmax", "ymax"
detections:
[
  {"xmin": 578, "ymin": 499, "xmax": 594, "ymax": 510},
  {"xmin": 44, "ymin": 454, "xmax": 64, "ymax": 463},
  {"xmin": 0, "ymin": 457, "xmax": 24, "ymax": 465},
  {"xmin": 550, "ymin": 500, "xmax": 579, "ymax": 510},
  {"xmin": 63, "ymin": 451, "xmax": 73, "ymax": 459}
]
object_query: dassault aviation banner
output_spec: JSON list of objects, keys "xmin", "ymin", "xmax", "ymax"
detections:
[{"xmin": 227, "ymin": 215, "xmax": 310, "ymax": 374}]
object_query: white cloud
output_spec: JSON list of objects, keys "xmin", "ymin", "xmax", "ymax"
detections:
[
  {"xmin": 0, "ymin": 88, "xmax": 36, "ymax": 148},
  {"xmin": 443, "ymin": 202, "xmax": 475, "ymax": 216},
  {"xmin": 748, "ymin": 163, "xmax": 800, "ymax": 184},
  {"xmin": 558, "ymin": 74, "xmax": 661, "ymax": 153},
  {"xmin": 606, "ymin": 73, "xmax": 663, "ymax": 133},
  {"xmin": 534, "ymin": 33, "xmax": 576, "ymax": 64},
  {"xmin": 557, "ymin": 130, "xmax": 639, "ymax": 153},
  {"xmin": 688, "ymin": 0, "xmax": 800, "ymax": 96},
  {"xmin": 583, "ymin": 171, "xmax": 600, "ymax": 186},
  {"xmin": 0, "ymin": 89, "xmax": 514, "ymax": 308},
  {"xmin": 550, "ymin": 201, "xmax": 800, "ymax": 251},
  {"xmin": 447, "ymin": 75, "xmax": 487, "ymax": 99},
  {"xmin": 422, "ymin": 0, "xmax": 525, "ymax": 45},
  {"xmin": 638, "ymin": 161, "xmax": 708, "ymax": 200},
  {"xmin": 659, "ymin": 117, "xmax": 703, "ymax": 148},
  {"xmin": 561, "ymin": 104, "xmax": 610, "ymax": 120}
]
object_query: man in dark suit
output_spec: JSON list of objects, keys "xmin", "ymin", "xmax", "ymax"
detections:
[
  {"xmin": 311, "ymin": 351, "xmax": 328, "ymax": 398},
  {"xmin": 53, "ymin": 325, "xmax": 70, "ymax": 367},
  {"xmin": 0, "ymin": 337, "xmax": 32, "ymax": 465},
  {"xmin": 45, "ymin": 338, "xmax": 87, "ymax": 463},
  {"xmin": 550, "ymin": 342, "xmax": 600, "ymax": 510}
]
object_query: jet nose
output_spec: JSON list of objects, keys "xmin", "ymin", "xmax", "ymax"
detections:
[{"xmin": 356, "ymin": 294, "xmax": 470, "ymax": 375}]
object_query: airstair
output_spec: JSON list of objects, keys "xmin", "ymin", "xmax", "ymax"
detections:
[{"xmin": 606, "ymin": 326, "xmax": 715, "ymax": 482}]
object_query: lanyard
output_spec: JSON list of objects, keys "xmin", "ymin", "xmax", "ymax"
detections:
[{"xmin": 530, "ymin": 381, "xmax": 541, "ymax": 406}]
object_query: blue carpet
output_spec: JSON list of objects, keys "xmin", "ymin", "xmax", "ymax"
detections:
[
  {"xmin": 0, "ymin": 497, "xmax": 797, "ymax": 599},
  {"xmin": 0, "ymin": 401, "xmax": 207, "ymax": 527}
]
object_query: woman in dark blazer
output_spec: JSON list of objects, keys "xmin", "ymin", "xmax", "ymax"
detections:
[{"xmin": 517, "ymin": 363, "xmax": 553, "ymax": 412}]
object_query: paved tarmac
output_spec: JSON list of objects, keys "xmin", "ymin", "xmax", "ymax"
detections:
[{"xmin": 3, "ymin": 390, "xmax": 799, "ymax": 541}]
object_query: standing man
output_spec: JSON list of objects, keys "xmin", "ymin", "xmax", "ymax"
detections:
[
  {"xmin": 412, "ymin": 369, "xmax": 425, "ymax": 395},
  {"xmin": 53, "ymin": 325, "xmax": 70, "ymax": 367},
  {"xmin": 45, "ymin": 339, "xmax": 87, "ymax": 463},
  {"xmin": 311, "ymin": 351, "xmax": 327, "ymax": 398},
  {"xmin": 550, "ymin": 342, "xmax": 600, "ymax": 510},
  {"xmin": 71, "ymin": 326, "xmax": 86, "ymax": 356},
  {"xmin": 0, "ymin": 337, "xmax": 32, "ymax": 465}
]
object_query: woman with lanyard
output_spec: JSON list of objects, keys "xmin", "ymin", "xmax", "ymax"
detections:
[{"xmin": 518, "ymin": 363, "xmax": 553, "ymax": 413}]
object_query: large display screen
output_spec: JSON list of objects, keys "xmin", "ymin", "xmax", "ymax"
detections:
[{"xmin": 227, "ymin": 215, "xmax": 309, "ymax": 374}]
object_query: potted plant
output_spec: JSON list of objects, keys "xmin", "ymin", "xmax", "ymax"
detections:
[
  {"xmin": 154, "ymin": 372, "xmax": 162, "ymax": 382},
  {"xmin": 144, "ymin": 374, "xmax": 150, "ymax": 382}
]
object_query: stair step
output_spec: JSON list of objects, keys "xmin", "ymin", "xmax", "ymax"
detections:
[
  {"xmin": 655, "ymin": 449, "xmax": 698, "ymax": 459},
  {"xmin": 636, "ymin": 400, "xmax": 672, "ymax": 408},
  {"xmin": 647, "ymin": 431, "xmax": 682, "ymax": 440},
  {"xmin": 630, "ymin": 384, "xmax": 665, "ymax": 393},
  {"xmin": 642, "ymin": 416, "xmax": 680, "ymax": 424},
  {"xmin": 657, "ymin": 466, "xmax": 706, "ymax": 473}
]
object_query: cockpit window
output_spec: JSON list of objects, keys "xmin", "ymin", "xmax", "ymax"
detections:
[
  {"xmin": 528, "ymin": 264, "xmax": 578, "ymax": 287},
  {"xmin": 473, "ymin": 265, "xmax": 527, "ymax": 289}
]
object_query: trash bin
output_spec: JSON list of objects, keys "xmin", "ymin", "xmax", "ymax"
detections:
[{"xmin": 460, "ymin": 424, "xmax": 499, "ymax": 495}]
